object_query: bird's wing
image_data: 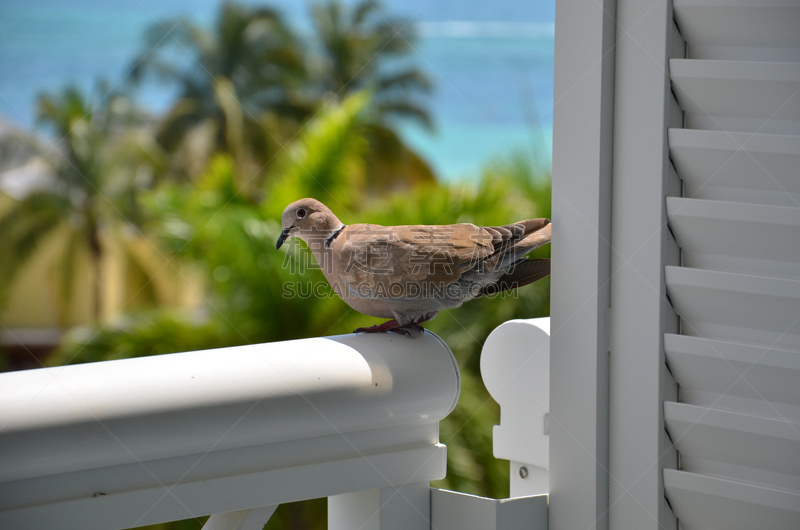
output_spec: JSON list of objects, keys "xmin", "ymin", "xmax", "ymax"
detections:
[
  {"xmin": 480, "ymin": 218, "xmax": 552, "ymax": 271},
  {"xmin": 333, "ymin": 223, "xmax": 496, "ymax": 297}
]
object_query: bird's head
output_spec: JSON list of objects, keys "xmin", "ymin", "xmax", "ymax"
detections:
[{"xmin": 277, "ymin": 198, "xmax": 343, "ymax": 249}]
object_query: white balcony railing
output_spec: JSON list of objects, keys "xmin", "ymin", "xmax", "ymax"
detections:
[{"xmin": 0, "ymin": 321, "xmax": 550, "ymax": 530}]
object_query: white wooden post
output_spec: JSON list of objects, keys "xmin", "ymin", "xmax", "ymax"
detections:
[
  {"xmin": 608, "ymin": 1, "xmax": 683, "ymax": 528},
  {"xmin": 328, "ymin": 482, "xmax": 430, "ymax": 530},
  {"xmin": 551, "ymin": 0, "xmax": 616, "ymax": 528},
  {"xmin": 481, "ymin": 318, "xmax": 551, "ymax": 498},
  {"xmin": 430, "ymin": 489, "xmax": 547, "ymax": 530}
]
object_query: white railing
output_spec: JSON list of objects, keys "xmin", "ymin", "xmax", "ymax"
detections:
[{"xmin": 0, "ymin": 320, "xmax": 550, "ymax": 530}]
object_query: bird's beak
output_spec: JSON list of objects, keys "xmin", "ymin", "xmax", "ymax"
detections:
[{"xmin": 276, "ymin": 227, "xmax": 292, "ymax": 249}]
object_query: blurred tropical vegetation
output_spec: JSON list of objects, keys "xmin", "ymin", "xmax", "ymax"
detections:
[{"xmin": 0, "ymin": 2, "xmax": 550, "ymax": 529}]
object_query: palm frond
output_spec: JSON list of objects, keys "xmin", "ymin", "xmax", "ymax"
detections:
[
  {"xmin": 154, "ymin": 98, "xmax": 204, "ymax": 151},
  {"xmin": 373, "ymin": 23, "xmax": 413, "ymax": 54},
  {"xmin": 0, "ymin": 130, "xmax": 46, "ymax": 173},
  {"xmin": 35, "ymin": 86, "xmax": 91, "ymax": 137},
  {"xmin": 352, "ymin": 0, "xmax": 379, "ymax": 25},
  {"xmin": 373, "ymin": 99, "xmax": 434, "ymax": 130},
  {"xmin": 376, "ymin": 69, "xmax": 433, "ymax": 94},
  {"xmin": 129, "ymin": 19, "xmax": 205, "ymax": 83},
  {"xmin": 361, "ymin": 123, "xmax": 436, "ymax": 189},
  {"xmin": 0, "ymin": 191, "xmax": 69, "ymax": 303},
  {"xmin": 213, "ymin": 77, "xmax": 245, "ymax": 159}
]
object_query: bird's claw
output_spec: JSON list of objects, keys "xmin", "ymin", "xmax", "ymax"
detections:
[{"xmin": 354, "ymin": 321, "xmax": 425, "ymax": 336}]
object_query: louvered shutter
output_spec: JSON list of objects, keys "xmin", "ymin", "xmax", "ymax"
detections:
[{"xmin": 663, "ymin": 1, "xmax": 800, "ymax": 528}]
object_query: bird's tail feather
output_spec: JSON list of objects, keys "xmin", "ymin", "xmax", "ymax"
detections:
[{"xmin": 478, "ymin": 258, "xmax": 550, "ymax": 297}]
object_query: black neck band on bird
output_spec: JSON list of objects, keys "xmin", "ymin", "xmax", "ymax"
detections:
[{"xmin": 325, "ymin": 225, "xmax": 346, "ymax": 248}]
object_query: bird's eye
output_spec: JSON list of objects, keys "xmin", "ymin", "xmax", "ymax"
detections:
[{"xmin": 296, "ymin": 208, "xmax": 307, "ymax": 219}]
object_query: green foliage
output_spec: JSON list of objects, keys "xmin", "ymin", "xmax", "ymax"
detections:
[
  {"xmin": 267, "ymin": 91, "xmax": 370, "ymax": 213},
  {"xmin": 437, "ymin": 369, "xmax": 508, "ymax": 497},
  {"xmin": 55, "ymin": 312, "xmax": 231, "ymax": 365},
  {"xmin": 133, "ymin": 517, "xmax": 209, "ymax": 530}
]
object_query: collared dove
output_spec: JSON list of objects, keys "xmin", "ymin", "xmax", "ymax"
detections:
[{"xmin": 277, "ymin": 198, "xmax": 551, "ymax": 333}]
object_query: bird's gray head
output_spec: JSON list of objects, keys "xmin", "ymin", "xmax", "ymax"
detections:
[{"xmin": 276, "ymin": 198, "xmax": 343, "ymax": 249}]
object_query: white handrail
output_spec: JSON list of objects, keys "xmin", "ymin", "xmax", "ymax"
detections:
[{"xmin": 0, "ymin": 331, "xmax": 459, "ymax": 530}]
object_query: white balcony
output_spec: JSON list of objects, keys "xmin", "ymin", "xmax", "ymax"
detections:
[{"xmin": 0, "ymin": 322, "xmax": 550, "ymax": 530}]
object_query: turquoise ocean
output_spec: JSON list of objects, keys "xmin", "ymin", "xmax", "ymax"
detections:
[{"xmin": 0, "ymin": 0, "xmax": 555, "ymax": 180}]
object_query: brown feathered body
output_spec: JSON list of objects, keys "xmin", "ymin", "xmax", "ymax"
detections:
[{"xmin": 278, "ymin": 199, "xmax": 551, "ymax": 327}]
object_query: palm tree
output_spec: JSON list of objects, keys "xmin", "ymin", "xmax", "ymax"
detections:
[
  {"xmin": 310, "ymin": 0, "xmax": 433, "ymax": 129},
  {"xmin": 309, "ymin": 1, "xmax": 436, "ymax": 190},
  {"xmin": 0, "ymin": 85, "xmax": 163, "ymax": 322},
  {"xmin": 130, "ymin": 2, "xmax": 310, "ymax": 184}
]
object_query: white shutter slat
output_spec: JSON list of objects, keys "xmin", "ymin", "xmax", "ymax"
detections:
[
  {"xmin": 670, "ymin": 59, "xmax": 800, "ymax": 134},
  {"xmin": 668, "ymin": 128, "xmax": 800, "ymax": 206},
  {"xmin": 665, "ymin": 266, "xmax": 800, "ymax": 350},
  {"xmin": 663, "ymin": 469, "xmax": 800, "ymax": 530},
  {"xmin": 664, "ymin": 401, "xmax": 800, "ymax": 491},
  {"xmin": 673, "ymin": 0, "xmax": 800, "ymax": 62},
  {"xmin": 666, "ymin": 196, "xmax": 800, "ymax": 279},
  {"xmin": 664, "ymin": 333, "xmax": 800, "ymax": 419}
]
